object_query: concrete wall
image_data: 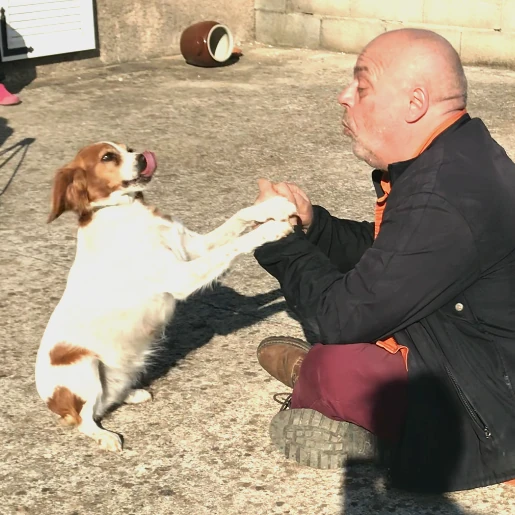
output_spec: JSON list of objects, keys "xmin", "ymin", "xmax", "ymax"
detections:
[
  {"xmin": 97, "ymin": 0, "xmax": 254, "ymax": 64},
  {"xmin": 5, "ymin": 0, "xmax": 515, "ymax": 84},
  {"xmin": 255, "ymin": 0, "xmax": 515, "ymax": 67},
  {"xmin": 3, "ymin": 0, "xmax": 254, "ymax": 80}
]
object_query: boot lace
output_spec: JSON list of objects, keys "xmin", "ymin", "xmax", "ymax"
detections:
[{"xmin": 273, "ymin": 392, "xmax": 292, "ymax": 411}]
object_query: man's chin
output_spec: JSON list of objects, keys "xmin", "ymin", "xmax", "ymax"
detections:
[
  {"xmin": 351, "ymin": 142, "xmax": 381, "ymax": 169},
  {"xmin": 351, "ymin": 141, "xmax": 368, "ymax": 161}
]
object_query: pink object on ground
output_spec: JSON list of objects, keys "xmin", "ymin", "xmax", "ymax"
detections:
[{"xmin": 0, "ymin": 84, "xmax": 21, "ymax": 106}]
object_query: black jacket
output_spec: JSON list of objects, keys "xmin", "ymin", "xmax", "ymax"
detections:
[{"xmin": 255, "ymin": 114, "xmax": 515, "ymax": 492}]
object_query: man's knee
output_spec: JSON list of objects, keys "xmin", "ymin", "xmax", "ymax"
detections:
[
  {"xmin": 293, "ymin": 343, "xmax": 368, "ymax": 406},
  {"xmin": 292, "ymin": 343, "xmax": 408, "ymax": 440}
]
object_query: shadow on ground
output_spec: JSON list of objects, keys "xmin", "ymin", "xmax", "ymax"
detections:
[
  {"xmin": 0, "ymin": 116, "xmax": 12, "ymax": 146},
  {"xmin": 342, "ymin": 461, "xmax": 482, "ymax": 515},
  {"xmin": 0, "ymin": 116, "xmax": 35, "ymax": 197},
  {"xmin": 139, "ymin": 284, "xmax": 287, "ymax": 386}
]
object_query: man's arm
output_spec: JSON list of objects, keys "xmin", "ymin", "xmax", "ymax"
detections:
[
  {"xmin": 306, "ymin": 205, "xmax": 374, "ymax": 273},
  {"xmin": 255, "ymin": 192, "xmax": 479, "ymax": 344},
  {"xmin": 256, "ymin": 179, "xmax": 374, "ymax": 273}
]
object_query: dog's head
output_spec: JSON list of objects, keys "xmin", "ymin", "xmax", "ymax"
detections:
[{"xmin": 47, "ymin": 142, "xmax": 157, "ymax": 224}]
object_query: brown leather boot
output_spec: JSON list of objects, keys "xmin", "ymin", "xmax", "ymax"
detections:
[{"xmin": 257, "ymin": 336, "xmax": 311, "ymax": 388}]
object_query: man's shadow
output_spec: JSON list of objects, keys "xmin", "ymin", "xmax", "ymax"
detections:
[
  {"xmin": 138, "ymin": 284, "xmax": 288, "ymax": 386},
  {"xmin": 341, "ymin": 374, "xmax": 492, "ymax": 514},
  {"xmin": 0, "ymin": 16, "xmax": 37, "ymax": 93}
]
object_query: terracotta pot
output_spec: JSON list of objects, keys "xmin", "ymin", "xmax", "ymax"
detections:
[{"xmin": 180, "ymin": 20, "xmax": 235, "ymax": 67}]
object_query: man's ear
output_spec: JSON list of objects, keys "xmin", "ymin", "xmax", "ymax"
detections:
[
  {"xmin": 406, "ymin": 87, "xmax": 429, "ymax": 123},
  {"xmin": 47, "ymin": 167, "xmax": 89, "ymax": 223}
]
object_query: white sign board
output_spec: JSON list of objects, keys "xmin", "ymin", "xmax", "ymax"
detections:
[{"xmin": 0, "ymin": 0, "xmax": 96, "ymax": 62}]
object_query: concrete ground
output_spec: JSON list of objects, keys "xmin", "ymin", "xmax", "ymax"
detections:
[{"xmin": 2, "ymin": 44, "xmax": 515, "ymax": 515}]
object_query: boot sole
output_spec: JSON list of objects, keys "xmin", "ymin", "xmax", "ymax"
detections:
[
  {"xmin": 269, "ymin": 408, "xmax": 378, "ymax": 470},
  {"xmin": 257, "ymin": 336, "xmax": 312, "ymax": 354}
]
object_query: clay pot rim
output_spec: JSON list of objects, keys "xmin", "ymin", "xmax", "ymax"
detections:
[{"xmin": 206, "ymin": 23, "xmax": 234, "ymax": 63}]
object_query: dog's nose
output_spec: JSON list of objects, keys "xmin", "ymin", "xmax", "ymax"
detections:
[{"xmin": 136, "ymin": 153, "xmax": 147, "ymax": 173}]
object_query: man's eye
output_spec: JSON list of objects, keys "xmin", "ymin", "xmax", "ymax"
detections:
[
  {"xmin": 357, "ymin": 87, "xmax": 367, "ymax": 95},
  {"xmin": 127, "ymin": 147, "xmax": 134, "ymax": 153},
  {"xmin": 101, "ymin": 152, "xmax": 116, "ymax": 162}
]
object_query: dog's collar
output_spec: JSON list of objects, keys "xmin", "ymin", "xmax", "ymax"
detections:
[{"xmin": 90, "ymin": 191, "xmax": 142, "ymax": 212}]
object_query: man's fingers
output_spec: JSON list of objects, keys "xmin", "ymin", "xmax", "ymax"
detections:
[
  {"xmin": 257, "ymin": 178, "xmax": 274, "ymax": 193},
  {"xmin": 255, "ymin": 178, "xmax": 279, "ymax": 204},
  {"xmin": 285, "ymin": 182, "xmax": 310, "ymax": 203},
  {"xmin": 274, "ymin": 182, "xmax": 296, "ymax": 203}
]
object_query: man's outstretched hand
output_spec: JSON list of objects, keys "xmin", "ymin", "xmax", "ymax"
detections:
[{"xmin": 255, "ymin": 178, "xmax": 314, "ymax": 230}]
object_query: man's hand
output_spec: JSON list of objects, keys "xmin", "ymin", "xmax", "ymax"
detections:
[
  {"xmin": 275, "ymin": 182, "xmax": 314, "ymax": 230},
  {"xmin": 254, "ymin": 178, "xmax": 292, "ymax": 203},
  {"xmin": 255, "ymin": 179, "xmax": 314, "ymax": 230}
]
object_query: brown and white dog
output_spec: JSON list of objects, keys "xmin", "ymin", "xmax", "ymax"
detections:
[{"xmin": 35, "ymin": 141, "xmax": 296, "ymax": 451}]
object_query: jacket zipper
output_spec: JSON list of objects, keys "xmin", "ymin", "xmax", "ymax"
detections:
[{"xmin": 445, "ymin": 366, "xmax": 492, "ymax": 440}]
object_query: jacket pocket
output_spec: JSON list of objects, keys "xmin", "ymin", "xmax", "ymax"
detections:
[
  {"xmin": 494, "ymin": 344, "xmax": 515, "ymax": 401},
  {"xmin": 445, "ymin": 365, "xmax": 492, "ymax": 441}
]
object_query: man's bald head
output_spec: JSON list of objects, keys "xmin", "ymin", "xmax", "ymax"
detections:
[
  {"xmin": 363, "ymin": 28, "xmax": 467, "ymax": 109},
  {"xmin": 338, "ymin": 28, "xmax": 469, "ymax": 170}
]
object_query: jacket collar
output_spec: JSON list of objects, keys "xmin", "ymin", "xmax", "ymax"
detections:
[{"xmin": 372, "ymin": 112, "xmax": 471, "ymax": 195}]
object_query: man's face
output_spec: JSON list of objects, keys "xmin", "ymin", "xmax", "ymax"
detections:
[{"xmin": 338, "ymin": 45, "xmax": 405, "ymax": 170}]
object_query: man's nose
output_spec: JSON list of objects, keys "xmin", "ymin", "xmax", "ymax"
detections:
[{"xmin": 338, "ymin": 81, "xmax": 356, "ymax": 108}]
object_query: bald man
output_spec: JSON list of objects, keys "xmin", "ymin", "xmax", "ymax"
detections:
[{"xmin": 252, "ymin": 29, "xmax": 515, "ymax": 492}]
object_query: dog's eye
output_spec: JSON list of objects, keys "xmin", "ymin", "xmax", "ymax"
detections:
[
  {"xmin": 101, "ymin": 152, "xmax": 116, "ymax": 162},
  {"xmin": 127, "ymin": 147, "xmax": 134, "ymax": 153}
]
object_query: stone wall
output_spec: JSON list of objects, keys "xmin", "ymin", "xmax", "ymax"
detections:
[{"xmin": 255, "ymin": 0, "xmax": 515, "ymax": 67}]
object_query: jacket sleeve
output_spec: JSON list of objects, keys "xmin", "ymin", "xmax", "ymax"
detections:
[
  {"xmin": 254, "ymin": 192, "xmax": 479, "ymax": 344},
  {"xmin": 305, "ymin": 205, "xmax": 374, "ymax": 273}
]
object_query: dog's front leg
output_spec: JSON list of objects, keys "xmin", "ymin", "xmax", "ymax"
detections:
[
  {"xmin": 166, "ymin": 219, "xmax": 294, "ymax": 299},
  {"xmin": 175, "ymin": 196, "xmax": 297, "ymax": 259}
]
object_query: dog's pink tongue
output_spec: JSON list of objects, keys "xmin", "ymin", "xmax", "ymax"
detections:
[{"xmin": 141, "ymin": 151, "xmax": 157, "ymax": 177}]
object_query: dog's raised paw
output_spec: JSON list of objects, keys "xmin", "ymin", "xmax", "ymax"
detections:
[
  {"xmin": 254, "ymin": 220, "xmax": 294, "ymax": 246},
  {"xmin": 259, "ymin": 196, "xmax": 297, "ymax": 222},
  {"xmin": 239, "ymin": 196, "xmax": 297, "ymax": 225}
]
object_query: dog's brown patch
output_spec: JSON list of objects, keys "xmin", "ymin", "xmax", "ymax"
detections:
[
  {"xmin": 49, "ymin": 342, "xmax": 95, "ymax": 366},
  {"xmin": 150, "ymin": 205, "xmax": 172, "ymax": 222},
  {"xmin": 47, "ymin": 386, "xmax": 85, "ymax": 426}
]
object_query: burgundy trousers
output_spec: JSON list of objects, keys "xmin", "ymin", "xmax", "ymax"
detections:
[{"xmin": 290, "ymin": 343, "xmax": 408, "ymax": 443}]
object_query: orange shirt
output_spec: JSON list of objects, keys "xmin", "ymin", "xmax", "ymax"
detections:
[{"xmin": 374, "ymin": 110, "xmax": 467, "ymax": 370}]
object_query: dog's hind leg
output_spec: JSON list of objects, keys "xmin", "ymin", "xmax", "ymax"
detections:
[
  {"xmin": 124, "ymin": 389, "xmax": 152, "ymax": 404},
  {"xmin": 71, "ymin": 358, "xmax": 124, "ymax": 452},
  {"xmin": 78, "ymin": 398, "xmax": 123, "ymax": 452}
]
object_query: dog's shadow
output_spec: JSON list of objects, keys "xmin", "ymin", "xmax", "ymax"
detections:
[{"xmin": 138, "ymin": 284, "xmax": 288, "ymax": 387}]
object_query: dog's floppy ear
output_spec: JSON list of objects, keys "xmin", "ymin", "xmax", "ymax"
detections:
[{"xmin": 47, "ymin": 167, "xmax": 89, "ymax": 223}]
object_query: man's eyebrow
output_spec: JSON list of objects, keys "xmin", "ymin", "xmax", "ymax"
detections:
[{"xmin": 353, "ymin": 65, "xmax": 369, "ymax": 76}]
